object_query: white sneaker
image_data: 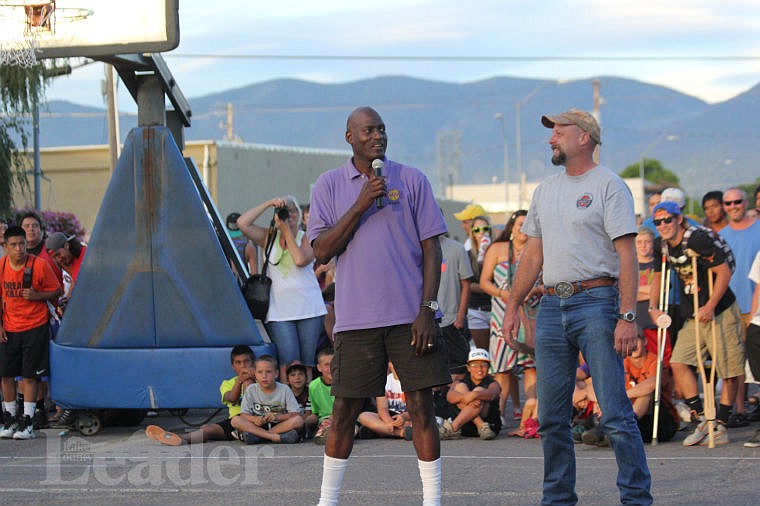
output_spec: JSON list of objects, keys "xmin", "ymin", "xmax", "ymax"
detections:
[
  {"xmin": 0, "ymin": 411, "xmax": 17, "ymax": 439},
  {"xmin": 697, "ymin": 421, "xmax": 729, "ymax": 446},
  {"xmin": 13, "ymin": 415, "xmax": 36, "ymax": 440},
  {"xmin": 683, "ymin": 416, "xmax": 708, "ymax": 446}
]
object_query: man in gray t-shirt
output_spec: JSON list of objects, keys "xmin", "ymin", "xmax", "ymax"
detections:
[{"xmin": 502, "ymin": 109, "xmax": 652, "ymax": 506}]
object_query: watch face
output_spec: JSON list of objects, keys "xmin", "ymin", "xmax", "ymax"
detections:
[
  {"xmin": 430, "ymin": 301, "xmax": 439, "ymax": 311},
  {"xmin": 621, "ymin": 312, "xmax": 636, "ymax": 322}
]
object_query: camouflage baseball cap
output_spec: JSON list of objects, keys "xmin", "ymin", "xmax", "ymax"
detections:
[{"xmin": 541, "ymin": 109, "xmax": 601, "ymax": 145}]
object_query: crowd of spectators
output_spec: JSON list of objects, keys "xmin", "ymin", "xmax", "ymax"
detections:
[{"xmin": 2, "ymin": 182, "xmax": 759, "ymax": 450}]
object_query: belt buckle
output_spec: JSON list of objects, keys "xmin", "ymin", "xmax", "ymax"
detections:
[{"xmin": 554, "ymin": 281, "xmax": 575, "ymax": 299}]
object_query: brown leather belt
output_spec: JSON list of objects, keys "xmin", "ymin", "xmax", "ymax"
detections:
[{"xmin": 546, "ymin": 277, "xmax": 617, "ymax": 298}]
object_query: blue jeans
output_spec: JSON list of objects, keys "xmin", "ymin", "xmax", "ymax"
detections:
[
  {"xmin": 535, "ymin": 286, "xmax": 652, "ymax": 506},
  {"xmin": 266, "ymin": 316, "xmax": 325, "ymax": 367}
]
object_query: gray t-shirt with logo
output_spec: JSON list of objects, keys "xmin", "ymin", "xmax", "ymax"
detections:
[{"xmin": 522, "ymin": 165, "xmax": 637, "ymax": 287}]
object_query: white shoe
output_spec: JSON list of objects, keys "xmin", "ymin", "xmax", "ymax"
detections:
[
  {"xmin": 12, "ymin": 416, "xmax": 36, "ymax": 440},
  {"xmin": 0, "ymin": 411, "xmax": 17, "ymax": 438}
]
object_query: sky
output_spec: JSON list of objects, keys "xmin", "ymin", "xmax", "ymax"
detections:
[{"xmin": 37, "ymin": 0, "xmax": 760, "ymax": 111}]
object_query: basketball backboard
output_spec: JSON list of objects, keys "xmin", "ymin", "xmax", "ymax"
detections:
[{"xmin": 0, "ymin": 0, "xmax": 179, "ymax": 62}]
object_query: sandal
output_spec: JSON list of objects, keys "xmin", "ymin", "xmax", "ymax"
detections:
[
  {"xmin": 145, "ymin": 425, "xmax": 183, "ymax": 446},
  {"xmin": 523, "ymin": 418, "xmax": 540, "ymax": 439}
]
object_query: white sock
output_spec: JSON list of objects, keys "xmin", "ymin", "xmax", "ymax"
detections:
[
  {"xmin": 418, "ymin": 458, "xmax": 442, "ymax": 506},
  {"xmin": 3, "ymin": 401, "xmax": 16, "ymax": 417},
  {"xmin": 24, "ymin": 402, "xmax": 36, "ymax": 418},
  {"xmin": 317, "ymin": 454, "xmax": 348, "ymax": 506}
]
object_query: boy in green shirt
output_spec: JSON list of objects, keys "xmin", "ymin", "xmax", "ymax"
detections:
[{"xmin": 310, "ymin": 347, "xmax": 334, "ymax": 444}]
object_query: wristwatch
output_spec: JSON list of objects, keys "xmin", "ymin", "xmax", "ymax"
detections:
[
  {"xmin": 420, "ymin": 300, "xmax": 439, "ymax": 312},
  {"xmin": 618, "ymin": 311, "xmax": 636, "ymax": 322}
]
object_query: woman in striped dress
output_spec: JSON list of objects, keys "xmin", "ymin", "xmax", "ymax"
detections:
[{"xmin": 480, "ymin": 210, "xmax": 540, "ymax": 434}]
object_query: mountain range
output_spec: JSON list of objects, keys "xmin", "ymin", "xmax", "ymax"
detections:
[{"xmin": 36, "ymin": 75, "xmax": 760, "ymax": 199}]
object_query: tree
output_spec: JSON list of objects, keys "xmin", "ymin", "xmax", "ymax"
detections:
[
  {"xmin": 737, "ymin": 177, "xmax": 760, "ymax": 201},
  {"xmin": 619, "ymin": 158, "xmax": 680, "ymax": 187},
  {"xmin": 0, "ymin": 63, "xmax": 47, "ymax": 217}
]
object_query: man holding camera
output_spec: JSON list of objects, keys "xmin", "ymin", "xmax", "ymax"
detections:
[{"xmin": 0, "ymin": 225, "xmax": 61, "ymax": 440}]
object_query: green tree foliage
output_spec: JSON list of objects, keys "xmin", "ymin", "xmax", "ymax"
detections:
[
  {"xmin": 619, "ymin": 158, "xmax": 680, "ymax": 187},
  {"xmin": 0, "ymin": 63, "xmax": 47, "ymax": 217},
  {"xmin": 737, "ymin": 177, "xmax": 760, "ymax": 201}
]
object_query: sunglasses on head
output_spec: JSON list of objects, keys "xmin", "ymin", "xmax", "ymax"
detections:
[
  {"xmin": 723, "ymin": 198, "xmax": 744, "ymax": 206},
  {"xmin": 471, "ymin": 225, "xmax": 491, "ymax": 233},
  {"xmin": 653, "ymin": 216, "xmax": 675, "ymax": 226}
]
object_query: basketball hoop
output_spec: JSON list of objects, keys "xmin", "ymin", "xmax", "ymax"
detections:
[{"xmin": 0, "ymin": 1, "xmax": 54, "ymax": 67}]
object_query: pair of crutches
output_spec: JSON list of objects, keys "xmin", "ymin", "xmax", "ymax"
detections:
[
  {"xmin": 652, "ymin": 253, "xmax": 671, "ymax": 446},
  {"xmin": 652, "ymin": 251, "xmax": 718, "ymax": 447},
  {"xmin": 690, "ymin": 250, "xmax": 718, "ymax": 448}
]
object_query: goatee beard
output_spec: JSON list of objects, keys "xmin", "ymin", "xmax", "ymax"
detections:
[{"xmin": 551, "ymin": 152, "xmax": 566, "ymax": 166}]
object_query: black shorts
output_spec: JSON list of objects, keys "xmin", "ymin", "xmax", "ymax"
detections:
[
  {"xmin": 440, "ymin": 324, "xmax": 469, "ymax": 375},
  {"xmin": 0, "ymin": 323, "xmax": 50, "ymax": 379},
  {"xmin": 332, "ymin": 324, "xmax": 451, "ymax": 398},
  {"xmin": 746, "ymin": 323, "xmax": 760, "ymax": 380},
  {"xmin": 217, "ymin": 418, "xmax": 237, "ymax": 441}
]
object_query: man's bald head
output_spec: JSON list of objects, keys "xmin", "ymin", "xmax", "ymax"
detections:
[{"xmin": 347, "ymin": 106, "xmax": 381, "ymax": 131}]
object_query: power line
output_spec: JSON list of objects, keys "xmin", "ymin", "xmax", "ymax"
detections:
[{"xmin": 164, "ymin": 54, "xmax": 760, "ymax": 62}]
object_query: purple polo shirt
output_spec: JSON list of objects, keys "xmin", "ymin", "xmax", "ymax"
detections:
[{"xmin": 307, "ymin": 158, "xmax": 447, "ymax": 333}]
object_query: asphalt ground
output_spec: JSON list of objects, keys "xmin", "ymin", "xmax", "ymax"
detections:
[{"xmin": 0, "ymin": 410, "xmax": 758, "ymax": 505}]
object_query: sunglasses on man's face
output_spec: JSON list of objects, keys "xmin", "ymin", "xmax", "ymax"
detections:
[
  {"xmin": 723, "ymin": 199, "xmax": 744, "ymax": 207},
  {"xmin": 471, "ymin": 226, "xmax": 491, "ymax": 233},
  {"xmin": 653, "ymin": 216, "xmax": 675, "ymax": 226}
]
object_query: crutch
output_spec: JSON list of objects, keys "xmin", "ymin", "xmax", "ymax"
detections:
[
  {"xmin": 690, "ymin": 250, "xmax": 716, "ymax": 447},
  {"xmin": 651, "ymin": 253, "xmax": 671, "ymax": 446},
  {"xmin": 706, "ymin": 264, "xmax": 719, "ymax": 447}
]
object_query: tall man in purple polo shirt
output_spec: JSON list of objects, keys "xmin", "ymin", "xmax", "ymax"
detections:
[{"xmin": 308, "ymin": 107, "xmax": 450, "ymax": 506}]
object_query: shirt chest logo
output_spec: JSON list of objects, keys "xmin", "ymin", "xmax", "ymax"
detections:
[
  {"xmin": 388, "ymin": 188, "xmax": 400, "ymax": 203},
  {"xmin": 576, "ymin": 193, "xmax": 594, "ymax": 209}
]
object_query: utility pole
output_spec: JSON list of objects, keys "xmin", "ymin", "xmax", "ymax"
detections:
[
  {"xmin": 436, "ymin": 131, "xmax": 461, "ymax": 198},
  {"xmin": 226, "ymin": 103, "xmax": 234, "ymax": 141},
  {"xmin": 493, "ymin": 113, "xmax": 509, "ymax": 209},
  {"xmin": 592, "ymin": 79, "xmax": 601, "ymax": 163},
  {"xmin": 104, "ymin": 64, "xmax": 121, "ymax": 172}
]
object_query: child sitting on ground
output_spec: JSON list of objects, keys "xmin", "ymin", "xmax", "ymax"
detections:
[
  {"xmin": 309, "ymin": 347, "xmax": 335, "ymax": 445},
  {"xmin": 146, "ymin": 345, "xmax": 256, "ymax": 446},
  {"xmin": 439, "ymin": 349, "xmax": 502, "ymax": 440},
  {"xmin": 357, "ymin": 362, "xmax": 413, "ymax": 440},
  {"xmin": 233, "ymin": 355, "xmax": 303, "ymax": 444},
  {"xmin": 286, "ymin": 360, "xmax": 318, "ymax": 438}
]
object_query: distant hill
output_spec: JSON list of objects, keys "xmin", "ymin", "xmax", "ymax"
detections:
[{"xmin": 36, "ymin": 75, "xmax": 758, "ymax": 198}]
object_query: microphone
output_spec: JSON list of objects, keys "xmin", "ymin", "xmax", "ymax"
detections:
[{"xmin": 372, "ymin": 158, "xmax": 384, "ymax": 209}]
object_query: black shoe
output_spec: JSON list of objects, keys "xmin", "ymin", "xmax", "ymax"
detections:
[
  {"xmin": 33, "ymin": 410, "xmax": 49, "ymax": 430},
  {"xmin": 746, "ymin": 406, "xmax": 760, "ymax": 422},
  {"xmin": 581, "ymin": 424, "xmax": 609, "ymax": 447},
  {"xmin": 52, "ymin": 409, "xmax": 76, "ymax": 428},
  {"xmin": 726, "ymin": 413, "xmax": 749, "ymax": 428},
  {"xmin": 356, "ymin": 425, "xmax": 376, "ymax": 439}
]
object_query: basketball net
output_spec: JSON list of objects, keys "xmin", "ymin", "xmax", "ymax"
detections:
[{"xmin": 0, "ymin": 31, "xmax": 39, "ymax": 67}]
